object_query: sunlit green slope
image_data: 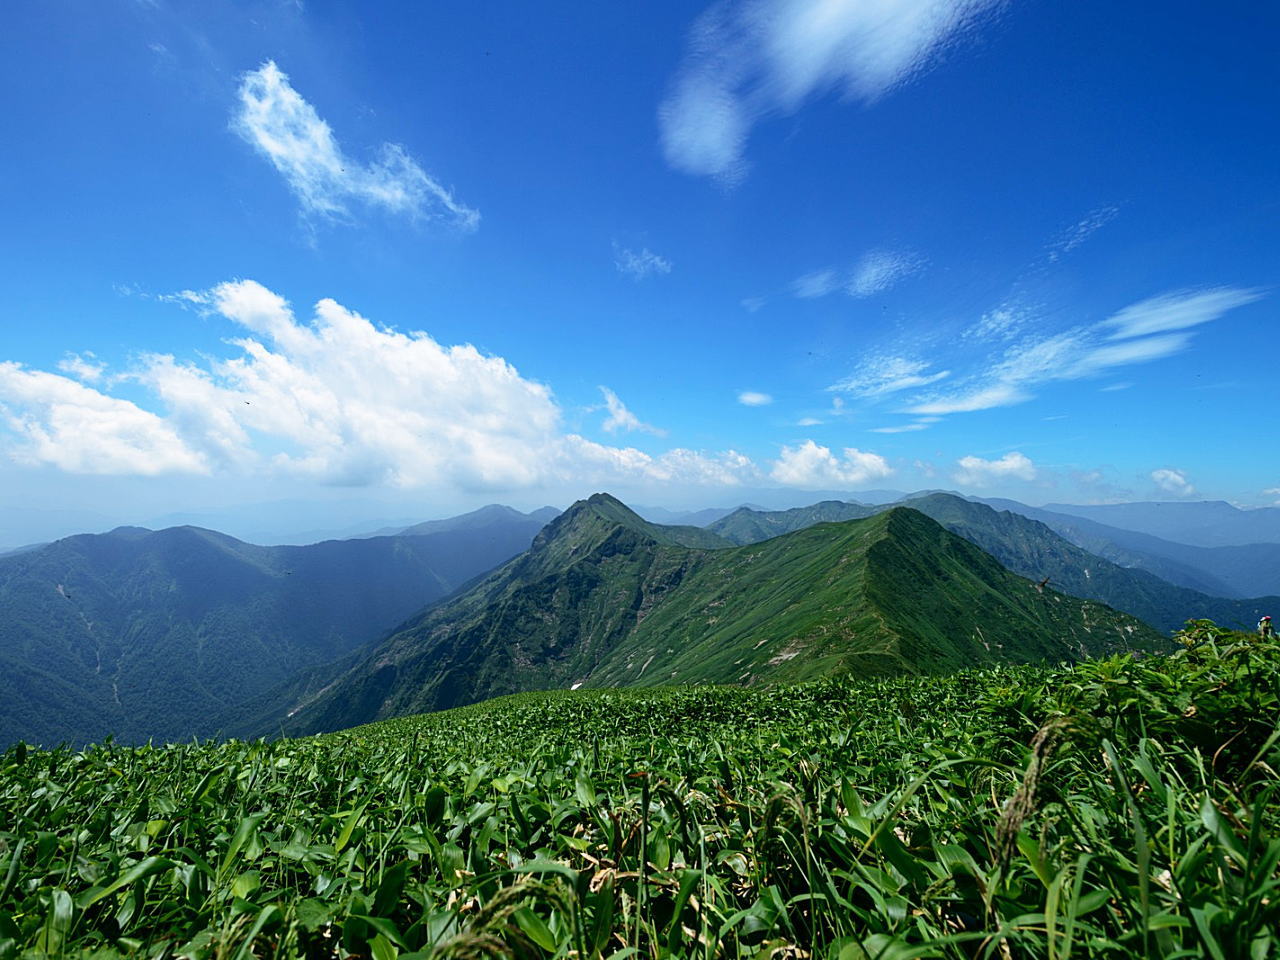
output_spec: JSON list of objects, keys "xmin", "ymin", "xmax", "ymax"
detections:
[{"xmin": 278, "ymin": 494, "xmax": 1161, "ymax": 735}]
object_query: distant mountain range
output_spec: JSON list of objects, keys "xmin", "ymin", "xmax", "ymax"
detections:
[
  {"xmin": 267, "ymin": 494, "xmax": 1160, "ymax": 738},
  {"xmin": 971, "ymin": 498, "xmax": 1280, "ymax": 599},
  {"xmin": 7, "ymin": 488, "xmax": 1276, "ymax": 749},
  {"xmin": 1040, "ymin": 499, "xmax": 1280, "ymax": 547},
  {"xmin": 0, "ymin": 506, "xmax": 556, "ymax": 747}
]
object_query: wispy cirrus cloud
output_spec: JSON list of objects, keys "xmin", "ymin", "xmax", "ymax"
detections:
[
  {"xmin": 1104, "ymin": 287, "xmax": 1264, "ymax": 340},
  {"xmin": 831, "ymin": 355, "xmax": 950, "ymax": 398},
  {"xmin": 792, "ymin": 249, "xmax": 924, "ymax": 300},
  {"xmin": 1047, "ymin": 204, "xmax": 1119, "ymax": 262},
  {"xmin": 613, "ymin": 244, "xmax": 673, "ymax": 280},
  {"xmin": 963, "ymin": 303, "xmax": 1031, "ymax": 342},
  {"xmin": 659, "ymin": 0, "xmax": 1003, "ymax": 181},
  {"xmin": 791, "ymin": 269, "xmax": 839, "ymax": 299},
  {"xmin": 847, "ymin": 249, "xmax": 925, "ymax": 297},
  {"xmin": 738, "ymin": 390, "xmax": 774, "ymax": 406},
  {"xmin": 233, "ymin": 61, "xmax": 479, "ymax": 229},
  {"xmin": 902, "ymin": 286, "xmax": 1262, "ymax": 417}
]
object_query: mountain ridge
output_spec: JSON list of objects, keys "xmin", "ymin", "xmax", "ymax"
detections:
[{"xmin": 271, "ymin": 495, "xmax": 1161, "ymax": 737}]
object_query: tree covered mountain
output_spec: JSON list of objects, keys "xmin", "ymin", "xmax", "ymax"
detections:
[
  {"xmin": 273, "ymin": 494, "xmax": 1160, "ymax": 737},
  {"xmin": 0, "ymin": 508, "xmax": 555, "ymax": 747}
]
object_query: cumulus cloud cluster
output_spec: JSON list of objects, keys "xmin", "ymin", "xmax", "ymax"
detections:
[
  {"xmin": 1151, "ymin": 467, "xmax": 1195, "ymax": 498},
  {"xmin": 0, "ymin": 280, "xmax": 899, "ymax": 495},
  {"xmin": 234, "ymin": 61, "xmax": 478, "ymax": 229},
  {"xmin": 952, "ymin": 451, "xmax": 1037, "ymax": 487},
  {"xmin": 770, "ymin": 440, "xmax": 892, "ymax": 488},
  {"xmin": 659, "ymin": 0, "xmax": 1001, "ymax": 181}
]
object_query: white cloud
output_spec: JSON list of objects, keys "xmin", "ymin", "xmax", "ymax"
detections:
[
  {"xmin": 847, "ymin": 249, "xmax": 923, "ymax": 298},
  {"xmin": 1151, "ymin": 467, "xmax": 1195, "ymax": 497},
  {"xmin": 1264, "ymin": 487, "xmax": 1280, "ymax": 505},
  {"xmin": 738, "ymin": 390, "xmax": 773, "ymax": 406},
  {"xmin": 1099, "ymin": 382, "xmax": 1131, "ymax": 392},
  {"xmin": 770, "ymin": 440, "xmax": 892, "ymax": 488},
  {"xmin": 869, "ymin": 421, "xmax": 931, "ymax": 433},
  {"xmin": 1, "ymin": 280, "xmax": 775, "ymax": 494},
  {"xmin": 796, "ymin": 416, "xmax": 823, "ymax": 426},
  {"xmin": 791, "ymin": 269, "xmax": 839, "ymax": 299},
  {"xmin": 793, "ymin": 249, "xmax": 923, "ymax": 300},
  {"xmin": 952, "ymin": 451, "xmax": 1037, "ymax": 487},
  {"xmin": 1104, "ymin": 287, "xmax": 1264, "ymax": 340},
  {"xmin": 599, "ymin": 386, "xmax": 665, "ymax": 436},
  {"xmin": 740, "ymin": 296, "xmax": 766, "ymax": 312},
  {"xmin": 659, "ymin": 0, "xmax": 1002, "ymax": 180},
  {"xmin": 233, "ymin": 61, "xmax": 478, "ymax": 229},
  {"xmin": 1047, "ymin": 204, "xmax": 1118, "ymax": 262},
  {"xmin": 1071, "ymin": 333, "xmax": 1190, "ymax": 374},
  {"xmin": 905, "ymin": 286, "xmax": 1262, "ymax": 417},
  {"xmin": 964, "ymin": 304, "xmax": 1030, "ymax": 342},
  {"xmin": 833, "ymin": 355, "xmax": 950, "ymax": 398},
  {"xmin": 57, "ymin": 352, "xmax": 106, "ymax": 383},
  {"xmin": 614, "ymin": 245, "xmax": 673, "ymax": 280},
  {"xmin": 0, "ymin": 363, "xmax": 207, "ymax": 475},
  {"xmin": 906, "ymin": 382, "xmax": 1029, "ymax": 415}
]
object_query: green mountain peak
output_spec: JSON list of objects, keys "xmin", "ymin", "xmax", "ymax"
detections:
[{"xmin": 273, "ymin": 502, "xmax": 1161, "ymax": 737}]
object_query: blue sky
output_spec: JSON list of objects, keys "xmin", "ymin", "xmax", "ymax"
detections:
[{"xmin": 1, "ymin": 0, "xmax": 1277, "ymax": 542}]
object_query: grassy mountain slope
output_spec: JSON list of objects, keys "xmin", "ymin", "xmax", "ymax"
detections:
[
  {"xmin": 0, "ymin": 513, "xmax": 551, "ymax": 747},
  {"xmin": 714, "ymin": 494, "xmax": 1280, "ymax": 634},
  {"xmin": 277, "ymin": 495, "xmax": 1159, "ymax": 736},
  {"xmin": 707, "ymin": 499, "xmax": 879, "ymax": 544}
]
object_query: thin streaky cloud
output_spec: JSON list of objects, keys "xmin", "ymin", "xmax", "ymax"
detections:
[
  {"xmin": 659, "ymin": 0, "xmax": 1003, "ymax": 181},
  {"xmin": 869, "ymin": 422, "xmax": 930, "ymax": 433},
  {"xmin": 791, "ymin": 269, "xmax": 839, "ymax": 298},
  {"xmin": 903, "ymin": 286, "xmax": 1263, "ymax": 417},
  {"xmin": 832, "ymin": 355, "xmax": 950, "ymax": 398},
  {"xmin": 1047, "ymin": 204, "xmax": 1119, "ymax": 261},
  {"xmin": 1104, "ymin": 287, "xmax": 1264, "ymax": 340},
  {"xmin": 233, "ymin": 61, "xmax": 478, "ymax": 229},
  {"xmin": 738, "ymin": 390, "xmax": 773, "ymax": 406}
]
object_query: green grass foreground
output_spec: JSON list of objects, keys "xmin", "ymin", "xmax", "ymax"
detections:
[{"xmin": 2, "ymin": 629, "xmax": 1278, "ymax": 958}]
